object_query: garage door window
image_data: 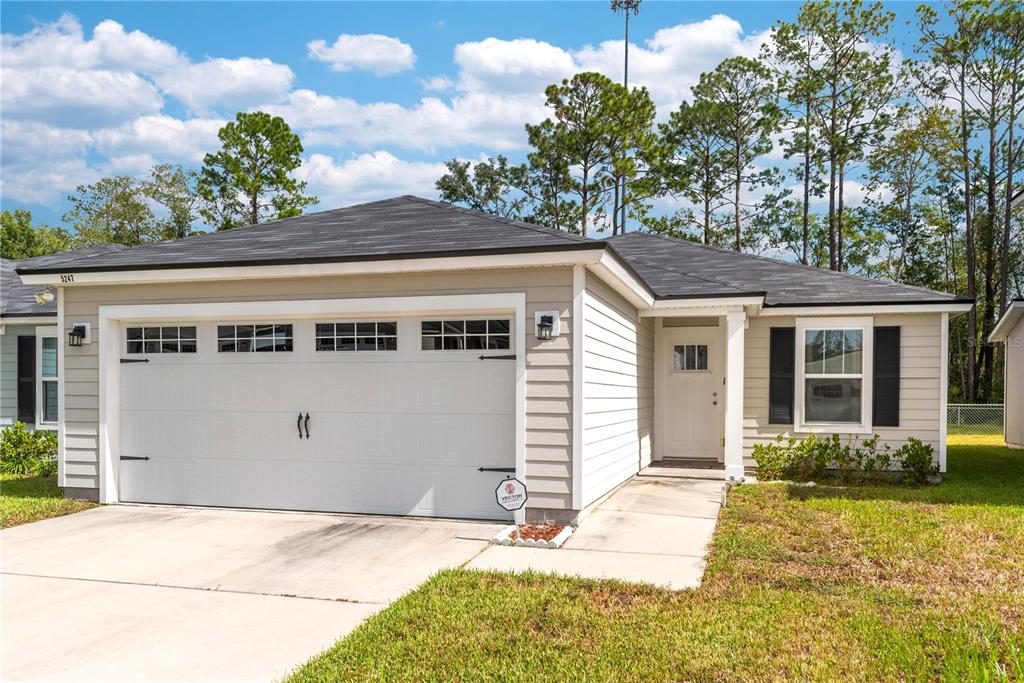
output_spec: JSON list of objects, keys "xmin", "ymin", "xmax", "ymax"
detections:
[
  {"xmin": 126, "ymin": 326, "xmax": 197, "ymax": 354},
  {"xmin": 315, "ymin": 322, "xmax": 397, "ymax": 351},
  {"xmin": 218, "ymin": 324, "xmax": 293, "ymax": 352},
  {"xmin": 421, "ymin": 319, "xmax": 510, "ymax": 350}
]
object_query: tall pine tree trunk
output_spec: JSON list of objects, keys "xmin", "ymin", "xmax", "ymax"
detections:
[
  {"xmin": 837, "ymin": 161, "xmax": 846, "ymax": 271},
  {"xmin": 801, "ymin": 99, "xmax": 812, "ymax": 266},
  {"xmin": 960, "ymin": 75, "xmax": 977, "ymax": 403}
]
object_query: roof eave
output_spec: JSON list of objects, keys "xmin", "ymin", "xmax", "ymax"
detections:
[{"xmin": 989, "ymin": 300, "xmax": 1024, "ymax": 342}]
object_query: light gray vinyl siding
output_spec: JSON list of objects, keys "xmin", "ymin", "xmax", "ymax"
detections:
[
  {"xmin": 744, "ymin": 313, "xmax": 944, "ymax": 466},
  {"xmin": 580, "ymin": 272, "xmax": 653, "ymax": 508},
  {"xmin": 1006, "ymin": 316, "xmax": 1024, "ymax": 449},
  {"xmin": 60, "ymin": 267, "xmax": 575, "ymax": 509},
  {"xmin": 0, "ymin": 324, "xmax": 37, "ymax": 426}
]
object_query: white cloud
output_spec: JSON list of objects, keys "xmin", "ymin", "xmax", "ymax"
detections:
[
  {"xmin": 265, "ymin": 89, "xmax": 545, "ymax": 152},
  {"xmin": 0, "ymin": 158, "xmax": 99, "ymax": 205},
  {"xmin": 451, "ymin": 15, "xmax": 768, "ymax": 114},
  {"xmin": 93, "ymin": 115, "xmax": 225, "ymax": 162},
  {"xmin": 296, "ymin": 151, "xmax": 445, "ymax": 206},
  {"xmin": 0, "ymin": 14, "xmax": 180, "ymax": 72},
  {"xmin": 419, "ymin": 74, "xmax": 454, "ymax": 92},
  {"xmin": 454, "ymin": 37, "xmax": 576, "ymax": 93},
  {"xmin": 155, "ymin": 57, "xmax": 294, "ymax": 113},
  {"xmin": 307, "ymin": 33, "xmax": 415, "ymax": 75},
  {"xmin": 0, "ymin": 120, "xmax": 92, "ymax": 164},
  {"xmin": 1, "ymin": 66, "xmax": 163, "ymax": 126}
]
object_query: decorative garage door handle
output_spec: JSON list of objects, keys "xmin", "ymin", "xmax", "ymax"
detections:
[
  {"xmin": 304, "ymin": 413, "xmax": 311, "ymax": 439},
  {"xmin": 297, "ymin": 413, "xmax": 304, "ymax": 439}
]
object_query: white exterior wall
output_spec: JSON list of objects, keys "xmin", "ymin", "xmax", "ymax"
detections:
[
  {"xmin": 1006, "ymin": 315, "xmax": 1024, "ymax": 449},
  {"xmin": 580, "ymin": 272, "xmax": 653, "ymax": 508},
  {"xmin": 59, "ymin": 267, "xmax": 576, "ymax": 510},
  {"xmin": 744, "ymin": 313, "xmax": 945, "ymax": 466}
]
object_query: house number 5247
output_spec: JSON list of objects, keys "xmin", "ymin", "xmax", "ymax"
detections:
[{"xmin": 60, "ymin": 274, "xmax": 74, "ymax": 283}]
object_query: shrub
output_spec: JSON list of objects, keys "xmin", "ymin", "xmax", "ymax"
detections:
[
  {"xmin": 752, "ymin": 437, "xmax": 794, "ymax": 480},
  {"xmin": 0, "ymin": 423, "xmax": 58, "ymax": 476},
  {"xmin": 753, "ymin": 432, "xmax": 926, "ymax": 486},
  {"xmin": 895, "ymin": 437, "xmax": 937, "ymax": 484},
  {"xmin": 788, "ymin": 434, "xmax": 830, "ymax": 481}
]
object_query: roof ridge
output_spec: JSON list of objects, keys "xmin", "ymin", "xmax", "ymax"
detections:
[
  {"xmin": 612, "ymin": 231, "xmax": 958, "ymax": 300},
  {"xmin": 400, "ymin": 195, "xmax": 596, "ymax": 245}
]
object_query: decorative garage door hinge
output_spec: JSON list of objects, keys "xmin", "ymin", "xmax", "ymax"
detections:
[
  {"xmin": 120, "ymin": 358, "xmax": 150, "ymax": 363},
  {"xmin": 119, "ymin": 456, "xmax": 150, "ymax": 461},
  {"xmin": 477, "ymin": 354, "xmax": 516, "ymax": 360}
]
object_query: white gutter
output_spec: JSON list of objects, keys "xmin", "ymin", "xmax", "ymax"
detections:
[
  {"xmin": 989, "ymin": 301, "xmax": 1024, "ymax": 342},
  {"xmin": 760, "ymin": 302, "xmax": 973, "ymax": 317}
]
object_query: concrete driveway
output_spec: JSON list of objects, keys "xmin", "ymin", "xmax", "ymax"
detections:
[{"xmin": 1, "ymin": 505, "xmax": 500, "ymax": 683}]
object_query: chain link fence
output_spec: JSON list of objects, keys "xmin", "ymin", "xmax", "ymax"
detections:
[{"xmin": 947, "ymin": 403, "xmax": 1005, "ymax": 435}]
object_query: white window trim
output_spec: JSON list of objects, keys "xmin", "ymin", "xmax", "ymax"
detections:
[
  {"xmin": 35, "ymin": 325, "xmax": 58, "ymax": 430},
  {"xmin": 794, "ymin": 316, "xmax": 873, "ymax": 434}
]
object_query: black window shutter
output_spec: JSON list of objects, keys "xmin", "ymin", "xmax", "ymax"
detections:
[
  {"xmin": 16, "ymin": 335, "xmax": 36, "ymax": 424},
  {"xmin": 873, "ymin": 326, "xmax": 900, "ymax": 427},
  {"xmin": 769, "ymin": 327, "xmax": 795, "ymax": 424}
]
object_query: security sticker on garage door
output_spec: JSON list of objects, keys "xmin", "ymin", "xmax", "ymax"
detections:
[{"xmin": 495, "ymin": 477, "xmax": 528, "ymax": 512}]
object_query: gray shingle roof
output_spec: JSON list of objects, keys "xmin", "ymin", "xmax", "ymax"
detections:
[
  {"xmin": 1, "ymin": 258, "xmax": 54, "ymax": 318},
  {"xmin": 15, "ymin": 197, "xmax": 968, "ymax": 308},
  {"xmin": 17, "ymin": 196, "xmax": 598, "ymax": 275},
  {"xmin": 606, "ymin": 232, "xmax": 968, "ymax": 307},
  {"xmin": 3, "ymin": 245, "xmax": 129, "ymax": 318}
]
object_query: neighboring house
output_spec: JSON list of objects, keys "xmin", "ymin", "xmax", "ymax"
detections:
[
  {"xmin": 1, "ymin": 246, "xmax": 127, "ymax": 432},
  {"xmin": 1, "ymin": 258, "xmax": 58, "ymax": 430},
  {"xmin": 17, "ymin": 196, "xmax": 972, "ymax": 520},
  {"xmin": 990, "ymin": 298, "xmax": 1024, "ymax": 449}
]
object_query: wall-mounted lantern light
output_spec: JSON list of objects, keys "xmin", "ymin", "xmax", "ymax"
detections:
[
  {"xmin": 534, "ymin": 311, "xmax": 561, "ymax": 341},
  {"xmin": 67, "ymin": 322, "xmax": 91, "ymax": 347},
  {"xmin": 68, "ymin": 325, "xmax": 86, "ymax": 347}
]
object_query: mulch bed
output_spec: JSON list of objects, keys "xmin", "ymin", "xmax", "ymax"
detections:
[{"xmin": 510, "ymin": 524, "xmax": 567, "ymax": 542}]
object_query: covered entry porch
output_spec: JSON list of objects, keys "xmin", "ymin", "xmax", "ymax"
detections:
[{"xmin": 643, "ymin": 299, "xmax": 761, "ymax": 481}]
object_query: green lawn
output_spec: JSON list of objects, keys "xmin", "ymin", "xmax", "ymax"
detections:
[
  {"xmin": 0, "ymin": 474, "xmax": 97, "ymax": 528},
  {"xmin": 287, "ymin": 437, "xmax": 1024, "ymax": 682}
]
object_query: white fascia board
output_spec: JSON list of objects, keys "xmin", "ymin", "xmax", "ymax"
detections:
[
  {"xmin": 989, "ymin": 301, "xmax": 1024, "ymax": 342},
  {"xmin": 760, "ymin": 302, "xmax": 973, "ymax": 317},
  {"xmin": 640, "ymin": 297, "xmax": 764, "ymax": 317},
  {"xmin": 18, "ymin": 249, "xmax": 605, "ymax": 287},
  {"xmin": 0, "ymin": 315, "xmax": 57, "ymax": 325},
  {"xmin": 586, "ymin": 252, "xmax": 655, "ymax": 310}
]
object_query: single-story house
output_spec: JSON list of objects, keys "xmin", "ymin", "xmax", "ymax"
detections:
[
  {"xmin": 990, "ymin": 298, "xmax": 1024, "ymax": 449},
  {"xmin": 1, "ymin": 257, "xmax": 59, "ymax": 430},
  {"xmin": 16, "ymin": 196, "xmax": 973, "ymax": 522},
  {"xmin": 2, "ymin": 247, "xmax": 126, "ymax": 431}
]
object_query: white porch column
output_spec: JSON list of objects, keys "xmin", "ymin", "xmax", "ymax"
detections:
[{"xmin": 724, "ymin": 310, "xmax": 746, "ymax": 481}]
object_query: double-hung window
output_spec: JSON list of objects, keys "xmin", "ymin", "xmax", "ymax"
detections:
[
  {"xmin": 36, "ymin": 328, "xmax": 58, "ymax": 428},
  {"xmin": 795, "ymin": 317, "xmax": 873, "ymax": 433}
]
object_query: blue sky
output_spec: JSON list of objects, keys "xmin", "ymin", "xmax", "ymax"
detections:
[{"xmin": 1, "ymin": 2, "xmax": 931, "ymax": 228}]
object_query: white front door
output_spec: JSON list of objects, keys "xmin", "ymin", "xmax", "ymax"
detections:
[
  {"xmin": 658, "ymin": 328, "xmax": 724, "ymax": 460},
  {"xmin": 117, "ymin": 317, "xmax": 515, "ymax": 520}
]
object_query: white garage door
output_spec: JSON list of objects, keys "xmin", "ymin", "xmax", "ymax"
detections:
[{"xmin": 118, "ymin": 316, "xmax": 515, "ymax": 520}]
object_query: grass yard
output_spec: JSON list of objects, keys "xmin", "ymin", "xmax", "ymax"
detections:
[
  {"xmin": 0, "ymin": 474, "xmax": 97, "ymax": 528},
  {"xmin": 287, "ymin": 436, "xmax": 1024, "ymax": 682}
]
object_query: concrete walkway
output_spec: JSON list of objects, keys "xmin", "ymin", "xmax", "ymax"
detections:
[{"xmin": 467, "ymin": 476, "xmax": 725, "ymax": 590}]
